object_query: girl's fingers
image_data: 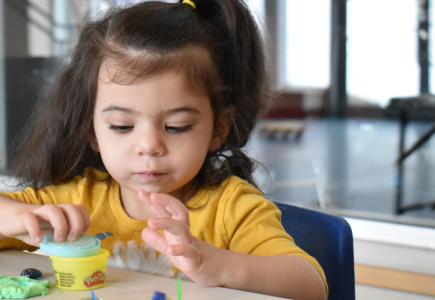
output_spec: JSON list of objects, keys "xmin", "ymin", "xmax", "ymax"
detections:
[
  {"xmin": 141, "ymin": 228, "xmax": 169, "ymax": 254},
  {"xmin": 10, "ymin": 204, "xmax": 89, "ymax": 245},
  {"xmin": 149, "ymin": 193, "xmax": 190, "ymax": 226},
  {"xmin": 57, "ymin": 205, "xmax": 81, "ymax": 241},
  {"xmin": 36, "ymin": 205, "xmax": 69, "ymax": 242},
  {"xmin": 35, "ymin": 204, "xmax": 89, "ymax": 242},
  {"xmin": 76, "ymin": 204, "xmax": 91, "ymax": 235},
  {"xmin": 21, "ymin": 212, "xmax": 44, "ymax": 243},
  {"xmin": 57, "ymin": 204, "xmax": 89, "ymax": 241},
  {"xmin": 39, "ymin": 228, "xmax": 55, "ymax": 237},
  {"xmin": 147, "ymin": 217, "xmax": 192, "ymax": 244},
  {"xmin": 149, "ymin": 203, "xmax": 172, "ymax": 218}
]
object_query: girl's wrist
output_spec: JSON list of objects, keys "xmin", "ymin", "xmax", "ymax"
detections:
[
  {"xmin": 188, "ymin": 238, "xmax": 231, "ymax": 287},
  {"xmin": 198, "ymin": 242, "xmax": 241, "ymax": 288},
  {"xmin": 210, "ymin": 246, "xmax": 233, "ymax": 288},
  {"xmin": 217, "ymin": 249, "xmax": 245, "ymax": 289}
]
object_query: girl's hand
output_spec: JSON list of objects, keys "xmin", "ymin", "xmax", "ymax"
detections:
[
  {"xmin": 0, "ymin": 198, "xmax": 90, "ymax": 247},
  {"xmin": 139, "ymin": 190, "xmax": 224, "ymax": 286},
  {"xmin": 139, "ymin": 191, "xmax": 327, "ymax": 299}
]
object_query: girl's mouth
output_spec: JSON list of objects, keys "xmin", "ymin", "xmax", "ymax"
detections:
[{"xmin": 137, "ymin": 172, "xmax": 165, "ymax": 179}]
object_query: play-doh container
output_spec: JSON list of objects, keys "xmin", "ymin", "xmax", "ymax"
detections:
[
  {"xmin": 50, "ymin": 249, "xmax": 109, "ymax": 290},
  {"xmin": 40, "ymin": 233, "xmax": 109, "ymax": 290}
]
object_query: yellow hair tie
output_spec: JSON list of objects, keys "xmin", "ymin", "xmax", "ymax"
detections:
[{"xmin": 182, "ymin": 0, "xmax": 196, "ymax": 9}]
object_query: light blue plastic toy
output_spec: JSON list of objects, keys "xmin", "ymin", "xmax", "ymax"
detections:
[{"xmin": 39, "ymin": 233, "xmax": 101, "ymax": 257}]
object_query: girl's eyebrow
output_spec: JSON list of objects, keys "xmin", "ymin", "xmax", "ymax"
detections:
[
  {"xmin": 162, "ymin": 106, "xmax": 200, "ymax": 115},
  {"xmin": 101, "ymin": 105, "xmax": 200, "ymax": 115},
  {"xmin": 102, "ymin": 106, "xmax": 135, "ymax": 114}
]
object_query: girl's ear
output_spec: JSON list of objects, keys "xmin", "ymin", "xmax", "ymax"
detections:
[
  {"xmin": 88, "ymin": 133, "xmax": 100, "ymax": 152},
  {"xmin": 209, "ymin": 106, "xmax": 236, "ymax": 152}
]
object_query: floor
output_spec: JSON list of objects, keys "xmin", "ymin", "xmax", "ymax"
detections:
[
  {"xmin": 249, "ymin": 118, "xmax": 435, "ymax": 227},
  {"xmin": 355, "ymin": 284, "xmax": 435, "ymax": 300}
]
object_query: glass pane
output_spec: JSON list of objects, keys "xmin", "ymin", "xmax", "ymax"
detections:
[
  {"xmin": 284, "ymin": 0, "xmax": 331, "ymax": 88},
  {"xmin": 347, "ymin": 0, "xmax": 419, "ymax": 107}
]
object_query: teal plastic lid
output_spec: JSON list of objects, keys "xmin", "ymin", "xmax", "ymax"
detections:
[{"xmin": 40, "ymin": 233, "xmax": 101, "ymax": 258}]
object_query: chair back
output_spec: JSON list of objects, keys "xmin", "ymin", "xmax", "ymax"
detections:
[{"xmin": 274, "ymin": 202, "xmax": 355, "ymax": 300}]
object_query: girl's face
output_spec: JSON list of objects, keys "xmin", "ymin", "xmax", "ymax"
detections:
[{"xmin": 93, "ymin": 69, "xmax": 217, "ymax": 202}]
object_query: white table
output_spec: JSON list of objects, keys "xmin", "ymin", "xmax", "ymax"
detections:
[{"xmin": 0, "ymin": 250, "xmax": 285, "ymax": 299}]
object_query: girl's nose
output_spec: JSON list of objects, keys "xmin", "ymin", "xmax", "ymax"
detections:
[{"xmin": 135, "ymin": 130, "xmax": 166, "ymax": 156}]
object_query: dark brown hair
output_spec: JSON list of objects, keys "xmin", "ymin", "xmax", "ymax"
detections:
[{"xmin": 12, "ymin": 0, "xmax": 270, "ymax": 192}]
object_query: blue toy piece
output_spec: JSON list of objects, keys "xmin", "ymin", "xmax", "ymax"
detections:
[
  {"xmin": 152, "ymin": 291, "xmax": 166, "ymax": 300},
  {"xmin": 91, "ymin": 289, "xmax": 97, "ymax": 300}
]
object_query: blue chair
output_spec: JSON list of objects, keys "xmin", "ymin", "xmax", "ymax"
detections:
[{"xmin": 274, "ymin": 202, "xmax": 355, "ymax": 300}]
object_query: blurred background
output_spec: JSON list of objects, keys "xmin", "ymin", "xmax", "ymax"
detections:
[{"xmin": 0, "ymin": 0, "xmax": 435, "ymax": 299}]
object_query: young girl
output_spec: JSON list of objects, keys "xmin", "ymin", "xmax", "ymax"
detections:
[{"xmin": 0, "ymin": 1, "xmax": 327, "ymax": 299}]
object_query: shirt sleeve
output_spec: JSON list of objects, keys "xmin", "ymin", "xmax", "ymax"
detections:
[
  {"xmin": 0, "ymin": 175, "xmax": 84, "ymax": 251},
  {"xmin": 0, "ymin": 175, "xmax": 84, "ymax": 206},
  {"xmin": 222, "ymin": 180, "xmax": 328, "ymax": 294},
  {"xmin": 0, "ymin": 238, "xmax": 39, "ymax": 252}
]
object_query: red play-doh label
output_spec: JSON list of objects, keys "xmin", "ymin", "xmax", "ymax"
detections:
[{"xmin": 84, "ymin": 270, "xmax": 106, "ymax": 287}]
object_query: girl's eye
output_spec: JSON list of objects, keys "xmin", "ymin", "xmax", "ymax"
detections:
[
  {"xmin": 108, "ymin": 124, "xmax": 133, "ymax": 133},
  {"xmin": 166, "ymin": 125, "xmax": 192, "ymax": 133}
]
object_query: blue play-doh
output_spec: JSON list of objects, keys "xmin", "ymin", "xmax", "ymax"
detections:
[
  {"xmin": 39, "ymin": 233, "xmax": 101, "ymax": 257},
  {"xmin": 152, "ymin": 291, "xmax": 166, "ymax": 300}
]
